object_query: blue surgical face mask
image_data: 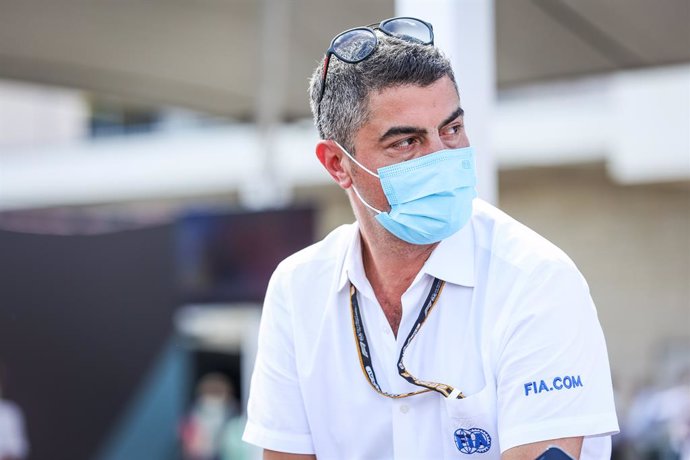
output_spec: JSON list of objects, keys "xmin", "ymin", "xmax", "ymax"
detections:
[{"xmin": 336, "ymin": 142, "xmax": 477, "ymax": 245}]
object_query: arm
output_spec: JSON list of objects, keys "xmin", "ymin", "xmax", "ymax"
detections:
[
  {"xmin": 242, "ymin": 268, "xmax": 315, "ymax": 454},
  {"xmin": 264, "ymin": 450, "xmax": 317, "ymax": 460},
  {"xmin": 495, "ymin": 261, "xmax": 618, "ymax": 453},
  {"xmin": 503, "ymin": 437, "xmax": 583, "ymax": 460}
]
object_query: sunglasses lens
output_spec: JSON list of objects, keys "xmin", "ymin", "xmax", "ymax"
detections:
[
  {"xmin": 332, "ymin": 29, "xmax": 377, "ymax": 63},
  {"xmin": 381, "ymin": 18, "xmax": 432, "ymax": 44}
]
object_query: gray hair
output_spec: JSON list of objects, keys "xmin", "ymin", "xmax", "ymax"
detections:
[{"xmin": 308, "ymin": 32, "xmax": 457, "ymax": 154}]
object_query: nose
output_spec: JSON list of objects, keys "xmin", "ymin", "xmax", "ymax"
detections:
[
  {"xmin": 412, "ymin": 128, "xmax": 470, "ymax": 160},
  {"xmin": 416, "ymin": 135, "xmax": 448, "ymax": 159}
]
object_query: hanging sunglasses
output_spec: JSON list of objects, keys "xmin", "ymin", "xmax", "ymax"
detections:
[
  {"xmin": 316, "ymin": 17, "xmax": 434, "ymax": 116},
  {"xmin": 350, "ymin": 278, "xmax": 466, "ymax": 400}
]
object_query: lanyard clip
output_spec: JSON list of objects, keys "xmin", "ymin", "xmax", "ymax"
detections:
[{"xmin": 447, "ymin": 388, "xmax": 464, "ymax": 399}]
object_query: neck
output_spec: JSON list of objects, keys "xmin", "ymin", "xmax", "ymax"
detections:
[
  {"xmin": 361, "ymin": 232, "xmax": 436, "ymax": 285},
  {"xmin": 358, "ymin": 222, "xmax": 437, "ymax": 335}
]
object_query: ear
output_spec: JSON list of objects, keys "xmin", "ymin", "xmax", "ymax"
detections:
[{"xmin": 315, "ymin": 140, "xmax": 352, "ymax": 189}]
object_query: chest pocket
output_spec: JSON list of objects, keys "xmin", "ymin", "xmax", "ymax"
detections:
[{"xmin": 441, "ymin": 385, "xmax": 500, "ymax": 459}]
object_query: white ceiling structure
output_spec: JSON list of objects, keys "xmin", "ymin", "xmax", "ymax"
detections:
[
  {"xmin": 0, "ymin": 0, "xmax": 687, "ymax": 118},
  {"xmin": 0, "ymin": 0, "xmax": 688, "ymax": 211}
]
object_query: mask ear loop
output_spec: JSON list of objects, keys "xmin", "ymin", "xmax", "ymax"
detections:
[
  {"xmin": 351, "ymin": 186, "xmax": 383, "ymax": 214},
  {"xmin": 333, "ymin": 141, "xmax": 379, "ymax": 177},
  {"xmin": 332, "ymin": 141, "xmax": 384, "ymax": 214}
]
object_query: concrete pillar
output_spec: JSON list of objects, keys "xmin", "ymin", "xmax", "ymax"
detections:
[
  {"xmin": 395, "ymin": 0, "xmax": 498, "ymax": 203},
  {"xmin": 240, "ymin": 0, "xmax": 292, "ymax": 209}
]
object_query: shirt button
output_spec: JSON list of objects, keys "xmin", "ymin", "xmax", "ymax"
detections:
[{"xmin": 400, "ymin": 404, "xmax": 410, "ymax": 414}]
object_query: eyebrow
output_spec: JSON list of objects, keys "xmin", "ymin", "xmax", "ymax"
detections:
[
  {"xmin": 439, "ymin": 107, "xmax": 465, "ymax": 128},
  {"xmin": 378, "ymin": 106, "xmax": 465, "ymax": 143}
]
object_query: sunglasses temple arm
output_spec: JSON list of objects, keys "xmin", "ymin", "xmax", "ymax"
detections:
[
  {"xmin": 318, "ymin": 53, "xmax": 331, "ymax": 104},
  {"xmin": 316, "ymin": 53, "xmax": 332, "ymax": 125}
]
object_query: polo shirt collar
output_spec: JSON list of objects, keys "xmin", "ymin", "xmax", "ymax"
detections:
[
  {"xmin": 422, "ymin": 221, "xmax": 475, "ymax": 287},
  {"xmin": 337, "ymin": 220, "xmax": 475, "ymax": 291},
  {"xmin": 337, "ymin": 222, "xmax": 369, "ymax": 293}
]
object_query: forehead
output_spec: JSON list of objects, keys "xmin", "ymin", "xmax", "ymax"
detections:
[{"xmin": 362, "ymin": 76, "xmax": 461, "ymax": 133}]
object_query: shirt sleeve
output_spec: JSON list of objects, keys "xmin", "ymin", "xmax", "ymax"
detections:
[
  {"xmin": 242, "ymin": 265, "xmax": 315, "ymax": 454},
  {"xmin": 494, "ymin": 260, "xmax": 619, "ymax": 453}
]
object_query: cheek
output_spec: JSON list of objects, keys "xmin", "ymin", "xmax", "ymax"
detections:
[
  {"xmin": 445, "ymin": 133, "xmax": 470, "ymax": 149},
  {"xmin": 367, "ymin": 177, "xmax": 390, "ymax": 207},
  {"xmin": 353, "ymin": 172, "xmax": 388, "ymax": 206}
]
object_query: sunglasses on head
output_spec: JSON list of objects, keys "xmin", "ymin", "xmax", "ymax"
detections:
[{"xmin": 316, "ymin": 17, "xmax": 434, "ymax": 118}]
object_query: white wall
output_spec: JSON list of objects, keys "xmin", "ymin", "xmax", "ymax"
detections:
[
  {"xmin": 0, "ymin": 80, "xmax": 87, "ymax": 148},
  {"xmin": 496, "ymin": 64, "xmax": 690, "ymax": 183},
  {"xmin": 1, "ymin": 65, "xmax": 689, "ymax": 211}
]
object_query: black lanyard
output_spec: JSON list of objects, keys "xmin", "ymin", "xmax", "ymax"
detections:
[{"xmin": 349, "ymin": 277, "xmax": 466, "ymax": 399}]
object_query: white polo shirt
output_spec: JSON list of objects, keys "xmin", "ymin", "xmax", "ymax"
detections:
[{"xmin": 243, "ymin": 199, "xmax": 619, "ymax": 459}]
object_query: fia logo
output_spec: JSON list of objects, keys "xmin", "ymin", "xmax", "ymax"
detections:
[{"xmin": 454, "ymin": 427, "xmax": 492, "ymax": 454}]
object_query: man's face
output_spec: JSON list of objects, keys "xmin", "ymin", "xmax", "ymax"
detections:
[{"xmin": 347, "ymin": 75, "xmax": 469, "ymax": 213}]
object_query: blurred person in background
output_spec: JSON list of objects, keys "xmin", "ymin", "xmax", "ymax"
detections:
[
  {"xmin": 180, "ymin": 372, "xmax": 241, "ymax": 460},
  {"xmin": 623, "ymin": 368, "xmax": 690, "ymax": 460},
  {"xmin": 0, "ymin": 362, "xmax": 29, "ymax": 460},
  {"xmin": 243, "ymin": 16, "xmax": 618, "ymax": 460}
]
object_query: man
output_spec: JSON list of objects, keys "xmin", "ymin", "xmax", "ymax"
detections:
[
  {"xmin": 0, "ymin": 363, "xmax": 29, "ymax": 460},
  {"xmin": 243, "ymin": 17, "xmax": 618, "ymax": 459}
]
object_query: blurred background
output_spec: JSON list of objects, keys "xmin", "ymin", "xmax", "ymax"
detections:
[{"xmin": 0, "ymin": 0, "xmax": 688, "ymax": 459}]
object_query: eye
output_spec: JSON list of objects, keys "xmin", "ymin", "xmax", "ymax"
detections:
[
  {"xmin": 441, "ymin": 123, "xmax": 463, "ymax": 137},
  {"xmin": 391, "ymin": 137, "xmax": 419, "ymax": 149}
]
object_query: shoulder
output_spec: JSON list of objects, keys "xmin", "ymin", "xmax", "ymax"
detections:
[
  {"xmin": 471, "ymin": 199, "xmax": 578, "ymax": 276},
  {"xmin": 470, "ymin": 199, "xmax": 591, "ymax": 325},
  {"xmin": 471, "ymin": 202, "xmax": 599, "ymax": 352},
  {"xmin": 271, "ymin": 222, "xmax": 356, "ymax": 283}
]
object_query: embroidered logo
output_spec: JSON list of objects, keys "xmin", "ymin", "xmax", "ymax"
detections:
[
  {"xmin": 454, "ymin": 427, "xmax": 492, "ymax": 454},
  {"xmin": 524, "ymin": 375, "xmax": 583, "ymax": 396}
]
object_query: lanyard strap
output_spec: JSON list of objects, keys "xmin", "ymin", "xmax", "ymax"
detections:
[{"xmin": 349, "ymin": 277, "xmax": 465, "ymax": 400}]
